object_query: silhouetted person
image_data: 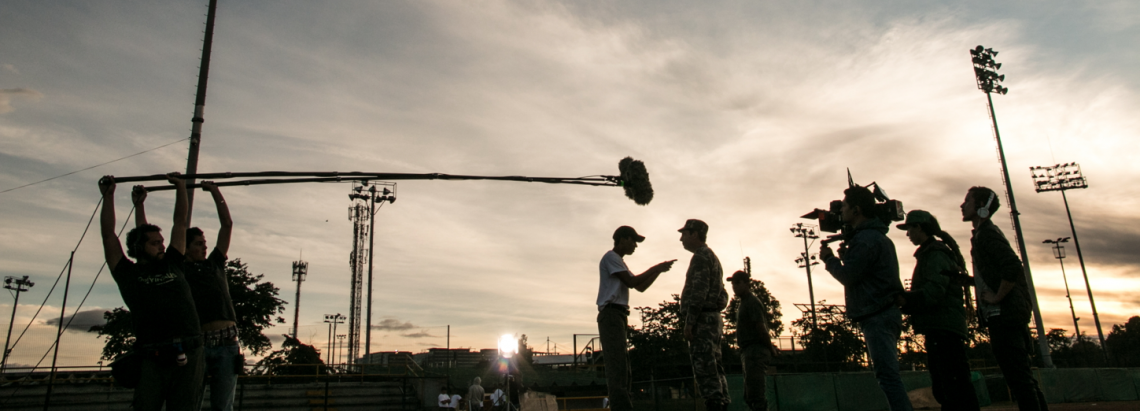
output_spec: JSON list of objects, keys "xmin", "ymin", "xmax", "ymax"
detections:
[
  {"xmin": 961, "ymin": 187, "xmax": 1047, "ymax": 411},
  {"xmin": 596, "ymin": 225, "xmax": 675, "ymax": 411},
  {"xmin": 99, "ymin": 173, "xmax": 204, "ymax": 411},
  {"xmin": 134, "ymin": 181, "xmax": 236, "ymax": 411},
  {"xmin": 678, "ymin": 219, "xmax": 730, "ymax": 411},
  {"xmin": 820, "ymin": 186, "xmax": 912, "ymax": 411},
  {"xmin": 896, "ymin": 210, "xmax": 979, "ymax": 410},
  {"xmin": 468, "ymin": 377, "xmax": 486, "ymax": 411},
  {"xmin": 728, "ymin": 270, "xmax": 778, "ymax": 411}
]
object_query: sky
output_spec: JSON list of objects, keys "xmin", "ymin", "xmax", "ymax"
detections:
[{"xmin": 1, "ymin": 0, "xmax": 1138, "ymax": 368}]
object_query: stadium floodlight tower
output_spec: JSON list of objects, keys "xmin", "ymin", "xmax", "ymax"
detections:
[
  {"xmin": 790, "ymin": 223, "xmax": 820, "ymax": 329},
  {"xmin": 1042, "ymin": 238, "xmax": 1081, "ymax": 339},
  {"xmin": 970, "ymin": 45, "xmax": 1053, "ymax": 367},
  {"xmin": 1031, "ymin": 163, "xmax": 1108, "ymax": 363},
  {"xmin": 348, "ymin": 181, "xmax": 397, "ymax": 365},
  {"xmin": 292, "ymin": 259, "xmax": 308, "ymax": 338},
  {"xmin": 324, "ymin": 313, "xmax": 345, "ymax": 367},
  {"xmin": 2, "ymin": 276, "xmax": 34, "ymax": 373}
]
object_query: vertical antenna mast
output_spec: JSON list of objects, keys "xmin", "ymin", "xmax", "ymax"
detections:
[{"xmin": 185, "ymin": 0, "xmax": 219, "ymax": 225}]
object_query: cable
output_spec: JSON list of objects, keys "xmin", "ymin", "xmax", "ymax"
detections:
[{"xmin": 0, "ymin": 137, "xmax": 188, "ymax": 195}]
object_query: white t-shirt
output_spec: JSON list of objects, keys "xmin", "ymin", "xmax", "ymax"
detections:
[
  {"xmin": 439, "ymin": 394, "xmax": 451, "ymax": 407},
  {"xmin": 451, "ymin": 394, "xmax": 462, "ymax": 409},
  {"xmin": 597, "ymin": 250, "xmax": 631, "ymax": 308}
]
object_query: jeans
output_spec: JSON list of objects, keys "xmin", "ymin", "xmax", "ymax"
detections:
[
  {"xmin": 134, "ymin": 345, "xmax": 205, "ymax": 411},
  {"xmin": 203, "ymin": 343, "xmax": 240, "ymax": 411},
  {"xmin": 858, "ymin": 306, "xmax": 913, "ymax": 411},
  {"xmin": 597, "ymin": 305, "xmax": 633, "ymax": 411},
  {"xmin": 924, "ymin": 330, "xmax": 979, "ymax": 411},
  {"xmin": 987, "ymin": 315, "xmax": 1048, "ymax": 411}
]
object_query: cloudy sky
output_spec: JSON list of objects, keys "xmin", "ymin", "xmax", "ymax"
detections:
[{"xmin": 2, "ymin": 0, "xmax": 1138, "ymax": 368}]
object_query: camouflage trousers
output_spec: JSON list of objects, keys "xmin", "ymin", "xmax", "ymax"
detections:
[{"xmin": 687, "ymin": 311, "xmax": 729, "ymax": 406}]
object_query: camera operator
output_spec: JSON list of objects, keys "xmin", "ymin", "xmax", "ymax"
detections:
[
  {"xmin": 819, "ymin": 186, "xmax": 911, "ymax": 411},
  {"xmin": 961, "ymin": 186, "xmax": 1048, "ymax": 411}
]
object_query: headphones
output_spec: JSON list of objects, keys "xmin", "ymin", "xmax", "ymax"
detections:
[{"xmin": 977, "ymin": 191, "xmax": 996, "ymax": 219}]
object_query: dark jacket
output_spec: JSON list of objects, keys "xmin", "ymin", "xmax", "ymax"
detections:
[
  {"xmin": 823, "ymin": 218, "xmax": 904, "ymax": 322},
  {"xmin": 970, "ymin": 219, "xmax": 1031, "ymax": 322},
  {"xmin": 900, "ymin": 239, "xmax": 968, "ymax": 338}
]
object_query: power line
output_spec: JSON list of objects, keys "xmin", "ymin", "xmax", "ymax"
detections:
[{"xmin": 0, "ymin": 137, "xmax": 189, "ymax": 195}]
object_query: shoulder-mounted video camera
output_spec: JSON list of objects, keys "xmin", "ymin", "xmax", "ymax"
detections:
[{"xmin": 800, "ymin": 170, "xmax": 904, "ymax": 246}]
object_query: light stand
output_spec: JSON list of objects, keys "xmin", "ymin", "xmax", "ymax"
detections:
[
  {"xmin": 324, "ymin": 314, "xmax": 344, "ymax": 369},
  {"xmin": 1032, "ymin": 163, "xmax": 1108, "ymax": 363},
  {"xmin": 1043, "ymin": 238, "xmax": 1080, "ymax": 339},
  {"xmin": 790, "ymin": 223, "xmax": 820, "ymax": 329},
  {"xmin": 292, "ymin": 260, "xmax": 307, "ymax": 338},
  {"xmin": 2, "ymin": 276, "xmax": 34, "ymax": 373},
  {"xmin": 349, "ymin": 182, "xmax": 397, "ymax": 365},
  {"xmin": 971, "ymin": 45, "xmax": 1053, "ymax": 367}
]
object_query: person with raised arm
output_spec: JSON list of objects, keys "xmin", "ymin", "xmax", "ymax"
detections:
[
  {"xmin": 100, "ymin": 173, "xmax": 204, "ymax": 410},
  {"xmin": 135, "ymin": 181, "xmax": 238, "ymax": 411}
]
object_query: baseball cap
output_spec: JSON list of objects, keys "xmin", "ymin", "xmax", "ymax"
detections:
[
  {"xmin": 677, "ymin": 219, "xmax": 709, "ymax": 236},
  {"xmin": 727, "ymin": 270, "xmax": 750, "ymax": 283},
  {"xmin": 896, "ymin": 210, "xmax": 935, "ymax": 230},
  {"xmin": 612, "ymin": 226, "xmax": 645, "ymax": 242}
]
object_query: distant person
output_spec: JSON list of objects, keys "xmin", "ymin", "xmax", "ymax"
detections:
[
  {"xmin": 490, "ymin": 385, "xmax": 505, "ymax": 411},
  {"xmin": 961, "ymin": 187, "xmax": 1048, "ymax": 411},
  {"xmin": 468, "ymin": 377, "xmax": 486, "ymax": 411},
  {"xmin": 820, "ymin": 186, "xmax": 912, "ymax": 411},
  {"xmin": 439, "ymin": 387, "xmax": 451, "ymax": 411},
  {"xmin": 596, "ymin": 226, "xmax": 676, "ymax": 411},
  {"xmin": 452, "ymin": 392, "xmax": 463, "ymax": 411},
  {"xmin": 134, "ymin": 181, "xmax": 237, "ymax": 411},
  {"xmin": 678, "ymin": 219, "xmax": 730, "ymax": 411},
  {"xmin": 728, "ymin": 270, "xmax": 778, "ymax": 411},
  {"xmin": 99, "ymin": 173, "xmax": 204, "ymax": 410},
  {"xmin": 896, "ymin": 210, "xmax": 979, "ymax": 410}
]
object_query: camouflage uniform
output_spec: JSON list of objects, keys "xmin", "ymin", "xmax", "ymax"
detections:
[{"xmin": 681, "ymin": 245, "xmax": 730, "ymax": 408}]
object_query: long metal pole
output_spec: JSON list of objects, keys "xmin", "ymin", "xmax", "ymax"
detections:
[
  {"xmin": 184, "ymin": 0, "xmax": 219, "ymax": 225},
  {"xmin": 44, "ymin": 252, "xmax": 74, "ymax": 410},
  {"xmin": 293, "ymin": 270, "xmax": 302, "ymax": 338},
  {"xmin": 802, "ymin": 236, "xmax": 817, "ymax": 329},
  {"xmin": 365, "ymin": 188, "xmax": 376, "ymax": 364},
  {"xmin": 1055, "ymin": 248, "xmax": 1081, "ymax": 338},
  {"xmin": 1060, "ymin": 190, "xmax": 1108, "ymax": 363},
  {"xmin": 986, "ymin": 91, "xmax": 1054, "ymax": 367},
  {"xmin": 326, "ymin": 321, "xmax": 333, "ymax": 366},
  {"xmin": 2, "ymin": 283, "xmax": 24, "ymax": 373}
]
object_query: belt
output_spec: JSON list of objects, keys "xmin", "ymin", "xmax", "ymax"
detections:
[
  {"xmin": 601, "ymin": 303, "xmax": 629, "ymax": 313},
  {"xmin": 204, "ymin": 325, "xmax": 240, "ymax": 347},
  {"xmin": 137, "ymin": 335, "xmax": 204, "ymax": 351}
]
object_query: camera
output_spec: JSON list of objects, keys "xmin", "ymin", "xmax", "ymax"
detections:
[{"xmin": 801, "ymin": 173, "xmax": 905, "ymax": 245}]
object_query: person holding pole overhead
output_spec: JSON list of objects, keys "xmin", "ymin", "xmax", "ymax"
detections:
[
  {"xmin": 134, "ymin": 181, "xmax": 238, "ymax": 411},
  {"xmin": 99, "ymin": 173, "xmax": 204, "ymax": 410}
]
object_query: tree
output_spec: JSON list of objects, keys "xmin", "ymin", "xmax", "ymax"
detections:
[
  {"xmin": 252, "ymin": 334, "xmax": 326, "ymax": 376},
  {"xmin": 627, "ymin": 295, "xmax": 690, "ymax": 380},
  {"xmin": 723, "ymin": 278, "xmax": 783, "ymax": 348},
  {"xmin": 1106, "ymin": 316, "xmax": 1140, "ymax": 367},
  {"xmin": 90, "ymin": 258, "xmax": 288, "ymax": 360},
  {"xmin": 789, "ymin": 304, "xmax": 865, "ymax": 372}
]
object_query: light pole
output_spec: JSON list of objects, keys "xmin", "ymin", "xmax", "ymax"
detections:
[
  {"xmin": 336, "ymin": 334, "xmax": 347, "ymax": 368},
  {"xmin": 970, "ymin": 45, "xmax": 1053, "ymax": 367},
  {"xmin": 1043, "ymin": 238, "xmax": 1080, "ymax": 339},
  {"xmin": 292, "ymin": 260, "xmax": 307, "ymax": 338},
  {"xmin": 790, "ymin": 223, "xmax": 820, "ymax": 329},
  {"xmin": 324, "ymin": 313, "xmax": 344, "ymax": 368},
  {"xmin": 1032, "ymin": 163, "xmax": 1108, "ymax": 363},
  {"xmin": 349, "ymin": 182, "xmax": 396, "ymax": 365},
  {"xmin": 2, "ymin": 276, "xmax": 34, "ymax": 373}
]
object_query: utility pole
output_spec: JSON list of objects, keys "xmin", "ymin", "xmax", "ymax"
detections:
[
  {"xmin": 2, "ymin": 276, "xmax": 34, "ymax": 373},
  {"xmin": 790, "ymin": 223, "xmax": 820, "ymax": 329},
  {"xmin": 291, "ymin": 259, "xmax": 307, "ymax": 338},
  {"xmin": 44, "ymin": 252, "xmax": 74, "ymax": 410},
  {"xmin": 1032, "ymin": 163, "xmax": 1108, "ymax": 363},
  {"xmin": 1043, "ymin": 238, "xmax": 1080, "ymax": 338},
  {"xmin": 970, "ymin": 45, "xmax": 1053, "ymax": 367},
  {"xmin": 184, "ymin": 0, "xmax": 219, "ymax": 225}
]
